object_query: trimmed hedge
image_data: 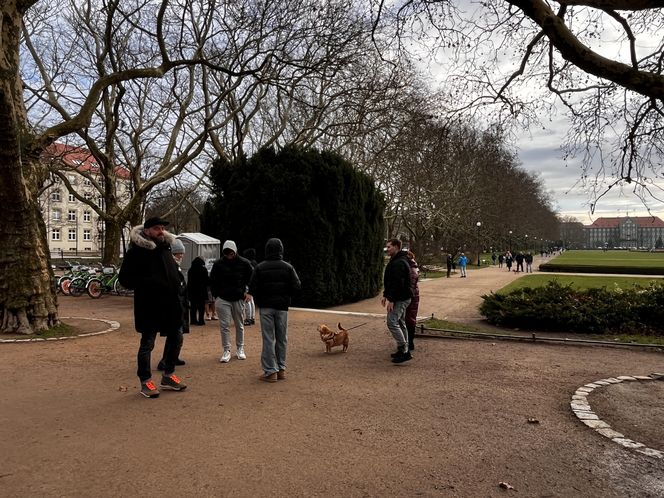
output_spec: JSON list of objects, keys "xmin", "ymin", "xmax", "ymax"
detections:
[
  {"xmin": 480, "ymin": 280, "xmax": 664, "ymax": 336},
  {"xmin": 539, "ymin": 263, "xmax": 664, "ymax": 275}
]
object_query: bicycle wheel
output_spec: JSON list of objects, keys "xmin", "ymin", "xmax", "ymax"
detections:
[
  {"xmin": 59, "ymin": 276, "xmax": 72, "ymax": 296},
  {"xmin": 113, "ymin": 278, "xmax": 132, "ymax": 296},
  {"xmin": 87, "ymin": 278, "xmax": 103, "ymax": 299},
  {"xmin": 69, "ymin": 277, "xmax": 87, "ymax": 297}
]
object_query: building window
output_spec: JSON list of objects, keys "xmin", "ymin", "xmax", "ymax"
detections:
[
  {"xmin": 68, "ymin": 193, "xmax": 76, "ymax": 202},
  {"xmin": 84, "ymin": 178, "xmax": 92, "ymax": 186},
  {"xmin": 83, "ymin": 229, "xmax": 91, "ymax": 241},
  {"xmin": 51, "ymin": 228, "xmax": 60, "ymax": 240},
  {"xmin": 68, "ymin": 210, "xmax": 76, "ymax": 221},
  {"xmin": 68, "ymin": 229, "xmax": 76, "ymax": 241},
  {"xmin": 51, "ymin": 190, "xmax": 61, "ymax": 201},
  {"xmin": 97, "ymin": 196, "xmax": 104, "ymax": 208},
  {"xmin": 84, "ymin": 192, "xmax": 92, "ymax": 201},
  {"xmin": 52, "ymin": 209, "xmax": 61, "ymax": 221},
  {"xmin": 83, "ymin": 211, "xmax": 91, "ymax": 222}
]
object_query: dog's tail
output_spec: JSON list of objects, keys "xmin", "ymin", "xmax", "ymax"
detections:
[{"xmin": 337, "ymin": 322, "xmax": 345, "ymax": 332}]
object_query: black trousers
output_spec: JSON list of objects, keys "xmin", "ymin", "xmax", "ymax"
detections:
[
  {"xmin": 190, "ymin": 299, "xmax": 206, "ymax": 324},
  {"xmin": 137, "ymin": 330, "xmax": 181, "ymax": 381}
]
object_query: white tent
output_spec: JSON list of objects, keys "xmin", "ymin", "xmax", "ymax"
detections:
[{"xmin": 176, "ymin": 233, "xmax": 220, "ymax": 276}]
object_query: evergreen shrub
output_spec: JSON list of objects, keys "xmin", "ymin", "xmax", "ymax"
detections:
[
  {"xmin": 201, "ymin": 145, "xmax": 385, "ymax": 308},
  {"xmin": 479, "ymin": 280, "xmax": 664, "ymax": 336}
]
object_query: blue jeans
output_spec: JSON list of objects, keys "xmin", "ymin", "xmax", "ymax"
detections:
[
  {"xmin": 259, "ymin": 308, "xmax": 288, "ymax": 375},
  {"xmin": 386, "ymin": 299, "xmax": 411, "ymax": 352},
  {"xmin": 215, "ymin": 298, "xmax": 245, "ymax": 351}
]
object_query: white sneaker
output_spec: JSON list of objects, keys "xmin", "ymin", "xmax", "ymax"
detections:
[
  {"xmin": 236, "ymin": 346, "xmax": 246, "ymax": 360},
  {"xmin": 220, "ymin": 350, "xmax": 231, "ymax": 363}
]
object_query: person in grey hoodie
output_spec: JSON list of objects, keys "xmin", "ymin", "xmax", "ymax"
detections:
[{"xmin": 248, "ymin": 238, "xmax": 301, "ymax": 383}]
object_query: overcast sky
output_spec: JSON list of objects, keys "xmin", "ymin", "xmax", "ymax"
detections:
[{"xmin": 516, "ymin": 119, "xmax": 663, "ymax": 226}]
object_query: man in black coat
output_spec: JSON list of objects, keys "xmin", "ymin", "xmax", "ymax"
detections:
[
  {"xmin": 118, "ymin": 217, "xmax": 187, "ymax": 398},
  {"xmin": 249, "ymin": 238, "xmax": 301, "ymax": 382},
  {"xmin": 382, "ymin": 239, "xmax": 413, "ymax": 363}
]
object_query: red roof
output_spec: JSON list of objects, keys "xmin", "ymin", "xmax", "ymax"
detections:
[
  {"xmin": 44, "ymin": 143, "xmax": 131, "ymax": 179},
  {"xmin": 587, "ymin": 216, "xmax": 664, "ymax": 228}
]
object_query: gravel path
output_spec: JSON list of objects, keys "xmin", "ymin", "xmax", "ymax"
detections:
[{"xmin": 1, "ymin": 259, "xmax": 663, "ymax": 497}]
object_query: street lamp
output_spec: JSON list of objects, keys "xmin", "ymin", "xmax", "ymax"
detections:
[
  {"xmin": 508, "ymin": 230, "xmax": 513, "ymax": 252},
  {"xmin": 476, "ymin": 221, "xmax": 482, "ymax": 266},
  {"xmin": 525, "ymin": 234, "xmax": 528, "ymax": 251}
]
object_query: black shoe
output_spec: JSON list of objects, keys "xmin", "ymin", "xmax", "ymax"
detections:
[
  {"xmin": 157, "ymin": 361, "xmax": 165, "ymax": 371},
  {"xmin": 175, "ymin": 359, "xmax": 185, "ymax": 366},
  {"xmin": 392, "ymin": 351, "xmax": 412, "ymax": 364},
  {"xmin": 390, "ymin": 350, "xmax": 401, "ymax": 358}
]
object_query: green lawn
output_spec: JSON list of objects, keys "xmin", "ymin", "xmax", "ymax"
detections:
[
  {"xmin": 550, "ymin": 249, "xmax": 664, "ymax": 267},
  {"xmin": 498, "ymin": 274, "xmax": 664, "ymax": 294}
]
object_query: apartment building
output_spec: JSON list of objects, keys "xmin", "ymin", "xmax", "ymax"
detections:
[{"xmin": 39, "ymin": 143, "xmax": 131, "ymax": 257}]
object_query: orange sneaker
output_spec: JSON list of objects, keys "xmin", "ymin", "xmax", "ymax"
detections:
[
  {"xmin": 140, "ymin": 380, "xmax": 160, "ymax": 398},
  {"xmin": 160, "ymin": 374, "xmax": 187, "ymax": 391}
]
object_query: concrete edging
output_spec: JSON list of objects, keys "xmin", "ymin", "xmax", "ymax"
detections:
[
  {"xmin": 571, "ymin": 374, "xmax": 664, "ymax": 459},
  {"xmin": 0, "ymin": 316, "xmax": 120, "ymax": 344}
]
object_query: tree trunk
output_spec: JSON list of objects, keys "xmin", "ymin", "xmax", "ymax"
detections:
[
  {"xmin": 0, "ymin": 2, "xmax": 59, "ymax": 334},
  {"xmin": 102, "ymin": 219, "xmax": 123, "ymax": 266}
]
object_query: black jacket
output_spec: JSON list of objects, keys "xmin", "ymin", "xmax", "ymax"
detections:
[
  {"xmin": 187, "ymin": 257, "xmax": 209, "ymax": 303},
  {"xmin": 248, "ymin": 238, "xmax": 301, "ymax": 310},
  {"xmin": 118, "ymin": 226, "xmax": 183, "ymax": 334},
  {"xmin": 383, "ymin": 250, "xmax": 412, "ymax": 302},
  {"xmin": 209, "ymin": 253, "xmax": 254, "ymax": 301}
]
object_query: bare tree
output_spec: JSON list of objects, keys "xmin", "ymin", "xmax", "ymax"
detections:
[{"xmin": 371, "ymin": 0, "xmax": 664, "ymax": 209}]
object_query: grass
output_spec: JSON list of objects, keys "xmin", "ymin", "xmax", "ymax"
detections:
[
  {"xmin": 497, "ymin": 274, "xmax": 664, "ymax": 294},
  {"xmin": 549, "ymin": 249, "xmax": 664, "ymax": 267},
  {"xmin": 35, "ymin": 323, "xmax": 78, "ymax": 338}
]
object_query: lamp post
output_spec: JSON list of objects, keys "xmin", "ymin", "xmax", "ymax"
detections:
[
  {"xmin": 476, "ymin": 221, "xmax": 482, "ymax": 266},
  {"xmin": 508, "ymin": 230, "xmax": 513, "ymax": 252},
  {"xmin": 525, "ymin": 234, "xmax": 528, "ymax": 251}
]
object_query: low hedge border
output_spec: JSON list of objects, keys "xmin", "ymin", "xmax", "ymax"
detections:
[
  {"xmin": 539, "ymin": 263, "xmax": 664, "ymax": 275},
  {"xmin": 479, "ymin": 280, "xmax": 664, "ymax": 336}
]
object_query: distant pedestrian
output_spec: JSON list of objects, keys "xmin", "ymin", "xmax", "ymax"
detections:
[
  {"xmin": 446, "ymin": 254, "xmax": 453, "ymax": 278},
  {"xmin": 515, "ymin": 252, "xmax": 524, "ymax": 273},
  {"xmin": 458, "ymin": 252, "xmax": 468, "ymax": 278},
  {"xmin": 381, "ymin": 239, "xmax": 412, "ymax": 364},
  {"xmin": 405, "ymin": 250, "xmax": 420, "ymax": 352},
  {"xmin": 491, "ymin": 251, "xmax": 497, "ymax": 266},
  {"xmin": 505, "ymin": 251, "xmax": 513, "ymax": 271},
  {"xmin": 498, "ymin": 253, "xmax": 504, "ymax": 268},
  {"xmin": 525, "ymin": 252, "xmax": 534, "ymax": 273},
  {"xmin": 249, "ymin": 238, "xmax": 301, "ymax": 382}
]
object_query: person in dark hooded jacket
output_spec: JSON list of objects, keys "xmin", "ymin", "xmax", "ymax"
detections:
[
  {"xmin": 248, "ymin": 238, "xmax": 301, "ymax": 383},
  {"xmin": 118, "ymin": 217, "xmax": 186, "ymax": 398},
  {"xmin": 381, "ymin": 238, "xmax": 412, "ymax": 363},
  {"xmin": 187, "ymin": 257, "xmax": 209, "ymax": 326}
]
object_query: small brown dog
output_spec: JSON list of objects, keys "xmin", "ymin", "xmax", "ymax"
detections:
[{"xmin": 317, "ymin": 322, "xmax": 349, "ymax": 353}]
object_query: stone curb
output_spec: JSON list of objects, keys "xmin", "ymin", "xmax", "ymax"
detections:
[
  {"xmin": 0, "ymin": 316, "xmax": 120, "ymax": 344},
  {"xmin": 570, "ymin": 373, "xmax": 664, "ymax": 459}
]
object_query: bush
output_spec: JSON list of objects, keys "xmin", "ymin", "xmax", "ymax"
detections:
[
  {"xmin": 201, "ymin": 146, "xmax": 385, "ymax": 308},
  {"xmin": 479, "ymin": 280, "xmax": 664, "ymax": 336}
]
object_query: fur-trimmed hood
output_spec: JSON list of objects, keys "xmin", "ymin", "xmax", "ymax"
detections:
[{"xmin": 129, "ymin": 224, "xmax": 176, "ymax": 250}]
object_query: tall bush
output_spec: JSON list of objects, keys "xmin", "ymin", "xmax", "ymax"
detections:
[{"xmin": 201, "ymin": 146, "xmax": 385, "ymax": 307}]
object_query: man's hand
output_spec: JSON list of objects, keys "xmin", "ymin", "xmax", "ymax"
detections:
[{"xmin": 244, "ymin": 293, "xmax": 252, "ymax": 302}]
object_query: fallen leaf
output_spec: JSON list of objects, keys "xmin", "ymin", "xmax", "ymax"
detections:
[
  {"xmin": 499, "ymin": 481, "xmax": 515, "ymax": 490},
  {"xmin": 527, "ymin": 418, "xmax": 540, "ymax": 424},
  {"xmin": 118, "ymin": 385, "xmax": 127, "ymax": 392}
]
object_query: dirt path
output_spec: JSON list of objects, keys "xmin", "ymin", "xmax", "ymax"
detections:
[{"xmin": 2, "ymin": 260, "xmax": 663, "ymax": 497}]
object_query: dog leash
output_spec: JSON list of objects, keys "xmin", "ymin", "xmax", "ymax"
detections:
[{"xmin": 344, "ymin": 322, "xmax": 367, "ymax": 331}]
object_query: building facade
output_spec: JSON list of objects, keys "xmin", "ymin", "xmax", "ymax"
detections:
[
  {"xmin": 39, "ymin": 144, "xmax": 131, "ymax": 257},
  {"xmin": 584, "ymin": 216, "xmax": 664, "ymax": 249}
]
